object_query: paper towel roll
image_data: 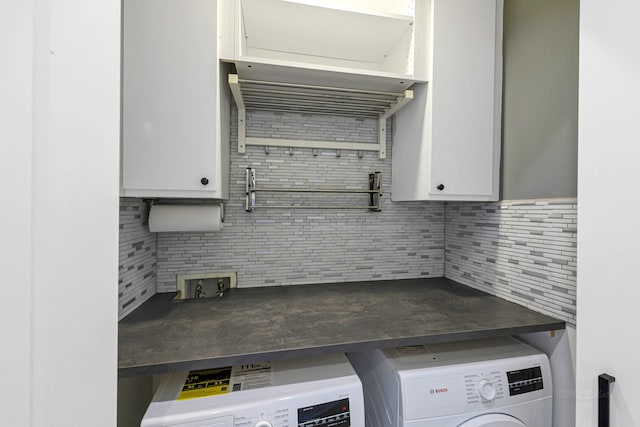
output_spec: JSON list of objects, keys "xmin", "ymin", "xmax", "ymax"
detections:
[{"xmin": 148, "ymin": 204, "xmax": 223, "ymax": 232}]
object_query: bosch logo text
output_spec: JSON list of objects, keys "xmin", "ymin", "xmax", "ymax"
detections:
[{"xmin": 429, "ymin": 388, "xmax": 448, "ymax": 394}]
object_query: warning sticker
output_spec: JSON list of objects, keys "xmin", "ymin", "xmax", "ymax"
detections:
[
  {"xmin": 230, "ymin": 362, "xmax": 274, "ymax": 392},
  {"xmin": 178, "ymin": 366, "xmax": 232, "ymax": 400}
]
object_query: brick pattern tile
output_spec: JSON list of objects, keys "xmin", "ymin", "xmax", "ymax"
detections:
[
  {"xmin": 445, "ymin": 199, "xmax": 577, "ymax": 325},
  {"xmin": 154, "ymin": 106, "xmax": 445, "ymax": 291},
  {"xmin": 119, "ymin": 198, "xmax": 156, "ymax": 319}
]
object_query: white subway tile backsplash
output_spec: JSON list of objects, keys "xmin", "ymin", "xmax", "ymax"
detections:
[
  {"xmin": 118, "ymin": 198, "xmax": 156, "ymax": 319},
  {"xmin": 155, "ymin": 106, "xmax": 445, "ymax": 291},
  {"xmin": 445, "ymin": 199, "xmax": 577, "ymax": 325},
  {"xmin": 118, "ymin": 105, "xmax": 576, "ymax": 327}
]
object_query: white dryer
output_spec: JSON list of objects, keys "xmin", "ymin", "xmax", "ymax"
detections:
[
  {"xmin": 347, "ymin": 337, "xmax": 552, "ymax": 427},
  {"xmin": 142, "ymin": 353, "xmax": 364, "ymax": 427}
]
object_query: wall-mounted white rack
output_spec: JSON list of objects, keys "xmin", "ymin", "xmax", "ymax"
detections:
[
  {"xmin": 245, "ymin": 168, "xmax": 382, "ymax": 212},
  {"xmin": 229, "ymin": 74, "xmax": 413, "ymax": 159}
]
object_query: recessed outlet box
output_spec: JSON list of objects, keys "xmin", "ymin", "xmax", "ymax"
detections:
[{"xmin": 175, "ymin": 272, "xmax": 237, "ymax": 300}]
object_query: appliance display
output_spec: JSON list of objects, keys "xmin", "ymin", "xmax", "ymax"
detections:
[
  {"xmin": 298, "ymin": 398, "xmax": 350, "ymax": 427},
  {"xmin": 507, "ymin": 366, "xmax": 545, "ymax": 396}
]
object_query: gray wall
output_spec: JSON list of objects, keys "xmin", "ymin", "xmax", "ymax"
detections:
[
  {"xmin": 501, "ymin": 0, "xmax": 579, "ymax": 199},
  {"xmin": 117, "ymin": 376, "xmax": 153, "ymax": 427}
]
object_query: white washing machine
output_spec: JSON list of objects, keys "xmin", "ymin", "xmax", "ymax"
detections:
[
  {"xmin": 141, "ymin": 353, "xmax": 364, "ymax": 427},
  {"xmin": 347, "ymin": 337, "xmax": 552, "ymax": 427}
]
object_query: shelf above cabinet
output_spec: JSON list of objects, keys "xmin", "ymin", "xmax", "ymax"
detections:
[
  {"xmin": 242, "ymin": 0, "xmax": 414, "ymax": 66},
  {"xmin": 219, "ymin": 0, "xmax": 428, "ymax": 82}
]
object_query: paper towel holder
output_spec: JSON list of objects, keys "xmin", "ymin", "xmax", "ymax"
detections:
[
  {"xmin": 147, "ymin": 199, "xmax": 225, "ymax": 222},
  {"xmin": 146, "ymin": 200, "xmax": 225, "ymax": 233}
]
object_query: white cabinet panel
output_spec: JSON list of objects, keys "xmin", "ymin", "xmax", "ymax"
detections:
[
  {"xmin": 227, "ymin": 0, "xmax": 425, "ymax": 84},
  {"xmin": 242, "ymin": 0, "xmax": 413, "ymax": 64},
  {"xmin": 392, "ymin": 0, "xmax": 502, "ymax": 201},
  {"xmin": 122, "ymin": 0, "xmax": 229, "ymax": 199}
]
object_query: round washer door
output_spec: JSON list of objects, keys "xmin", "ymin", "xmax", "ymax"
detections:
[{"xmin": 458, "ymin": 413, "xmax": 527, "ymax": 427}]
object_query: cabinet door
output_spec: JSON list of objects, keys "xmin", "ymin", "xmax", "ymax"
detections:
[
  {"xmin": 429, "ymin": 0, "xmax": 502, "ymax": 200},
  {"xmin": 123, "ymin": 0, "xmax": 222, "ymax": 198},
  {"xmin": 392, "ymin": 0, "xmax": 502, "ymax": 201}
]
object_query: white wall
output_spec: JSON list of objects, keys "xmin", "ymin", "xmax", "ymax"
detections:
[
  {"xmin": 0, "ymin": 1, "xmax": 34, "ymax": 424},
  {"xmin": 1, "ymin": 0, "xmax": 121, "ymax": 425},
  {"xmin": 577, "ymin": 0, "xmax": 640, "ymax": 425}
]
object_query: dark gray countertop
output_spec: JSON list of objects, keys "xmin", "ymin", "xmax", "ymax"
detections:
[{"xmin": 118, "ymin": 278, "xmax": 565, "ymax": 377}]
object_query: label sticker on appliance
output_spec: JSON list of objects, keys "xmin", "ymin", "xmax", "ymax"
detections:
[
  {"xmin": 178, "ymin": 366, "xmax": 232, "ymax": 400},
  {"xmin": 230, "ymin": 362, "xmax": 274, "ymax": 391},
  {"xmin": 394, "ymin": 345, "xmax": 431, "ymax": 356}
]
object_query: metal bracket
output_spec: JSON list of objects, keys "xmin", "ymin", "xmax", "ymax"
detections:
[
  {"xmin": 369, "ymin": 172, "xmax": 382, "ymax": 212},
  {"xmin": 245, "ymin": 168, "xmax": 256, "ymax": 212}
]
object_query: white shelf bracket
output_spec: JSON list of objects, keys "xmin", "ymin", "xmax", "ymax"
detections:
[
  {"xmin": 238, "ymin": 108, "xmax": 247, "ymax": 153},
  {"xmin": 382, "ymin": 89, "xmax": 414, "ymax": 121},
  {"xmin": 377, "ymin": 89, "xmax": 413, "ymax": 159},
  {"xmin": 378, "ymin": 118, "xmax": 387, "ymax": 159},
  {"xmin": 229, "ymin": 74, "xmax": 247, "ymax": 153}
]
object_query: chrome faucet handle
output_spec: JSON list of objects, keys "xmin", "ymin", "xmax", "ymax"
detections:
[
  {"xmin": 194, "ymin": 281, "xmax": 206, "ymax": 299},
  {"xmin": 216, "ymin": 280, "xmax": 225, "ymax": 298}
]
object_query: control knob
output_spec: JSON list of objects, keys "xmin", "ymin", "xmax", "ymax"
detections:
[
  {"xmin": 477, "ymin": 379, "xmax": 497, "ymax": 402},
  {"xmin": 254, "ymin": 421, "xmax": 273, "ymax": 427}
]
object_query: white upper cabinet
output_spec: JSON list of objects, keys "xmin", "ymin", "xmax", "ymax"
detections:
[
  {"xmin": 392, "ymin": 0, "xmax": 503, "ymax": 201},
  {"xmin": 220, "ymin": 0, "xmax": 429, "ymax": 89},
  {"xmin": 122, "ymin": 0, "xmax": 230, "ymax": 199}
]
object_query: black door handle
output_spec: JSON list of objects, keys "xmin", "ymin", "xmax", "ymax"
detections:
[{"xmin": 599, "ymin": 373, "xmax": 615, "ymax": 427}]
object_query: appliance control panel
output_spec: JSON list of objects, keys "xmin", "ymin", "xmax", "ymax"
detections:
[
  {"xmin": 507, "ymin": 366, "xmax": 544, "ymax": 396},
  {"xmin": 233, "ymin": 408, "xmax": 290, "ymax": 427},
  {"xmin": 464, "ymin": 371, "xmax": 505, "ymax": 404},
  {"xmin": 232, "ymin": 398, "xmax": 351, "ymax": 427},
  {"xmin": 394, "ymin": 351, "xmax": 553, "ymax": 421},
  {"xmin": 298, "ymin": 398, "xmax": 351, "ymax": 427},
  {"xmin": 462, "ymin": 364, "xmax": 545, "ymax": 405}
]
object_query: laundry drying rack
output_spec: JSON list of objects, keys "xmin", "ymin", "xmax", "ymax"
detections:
[{"xmin": 245, "ymin": 168, "xmax": 382, "ymax": 212}]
